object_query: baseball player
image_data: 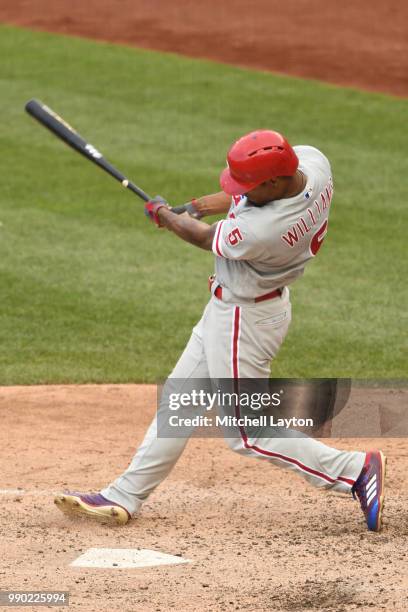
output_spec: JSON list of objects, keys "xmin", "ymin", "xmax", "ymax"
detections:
[{"xmin": 55, "ymin": 130, "xmax": 386, "ymax": 532}]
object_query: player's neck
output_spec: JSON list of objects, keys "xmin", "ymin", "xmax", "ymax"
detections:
[{"xmin": 281, "ymin": 170, "xmax": 307, "ymax": 199}]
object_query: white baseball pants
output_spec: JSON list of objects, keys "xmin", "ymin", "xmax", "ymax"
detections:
[{"xmin": 102, "ymin": 289, "xmax": 365, "ymax": 515}]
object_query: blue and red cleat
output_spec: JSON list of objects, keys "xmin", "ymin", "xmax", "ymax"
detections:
[
  {"xmin": 54, "ymin": 492, "xmax": 131, "ymax": 525},
  {"xmin": 352, "ymin": 450, "xmax": 387, "ymax": 532}
]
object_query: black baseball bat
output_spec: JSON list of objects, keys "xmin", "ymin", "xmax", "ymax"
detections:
[{"xmin": 25, "ymin": 98, "xmax": 188, "ymax": 213}]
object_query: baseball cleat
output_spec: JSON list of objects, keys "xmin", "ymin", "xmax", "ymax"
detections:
[
  {"xmin": 352, "ymin": 450, "xmax": 387, "ymax": 532},
  {"xmin": 54, "ymin": 492, "xmax": 131, "ymax": 525}
]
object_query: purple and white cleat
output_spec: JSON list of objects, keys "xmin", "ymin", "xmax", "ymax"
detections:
[
  {"xmin": 54, "ymin": 492, "xmax": 131, "ymax": 525},
  {"xmin": 352, "ymin": 450, "xmax": 387, "ymax": 532}
]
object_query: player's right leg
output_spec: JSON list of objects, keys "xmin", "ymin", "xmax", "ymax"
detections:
[{"xmin": 202, "ymin": 292, "xmax": 386, "ymax": 532}]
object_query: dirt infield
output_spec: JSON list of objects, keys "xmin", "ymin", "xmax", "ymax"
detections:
[
  {"xmin": 1, "ymin": 0, "xmax": 407, "ymax": 96},
  {"xmin": 0, "ymin": 385, "xmax": 407, "ymax": 611}
]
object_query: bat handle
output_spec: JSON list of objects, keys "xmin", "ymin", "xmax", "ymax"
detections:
[
  {"xmin": 122, "ymin": 179, "xmax": 151, "ymax": 202},
  {"xmin": 121, "ymin": 180, "xmax": 189, "ymax": 217},
  {"xmin": 171, "ymin": 204, "xmax": 188, "ymax": 215}
]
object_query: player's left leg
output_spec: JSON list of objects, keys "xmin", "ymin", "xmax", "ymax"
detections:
[
  {"xmin": 55, "ymin": 304, "xmax": 212, "ymax": 523},
  {"xmin": 100, "ymin": 313, "xmax": 212, "ymax": 514}
]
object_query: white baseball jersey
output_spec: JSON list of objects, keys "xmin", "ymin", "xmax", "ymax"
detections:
[{"xmin": 211, "ymin": 146, "xmax": 334, "ymax": 299}]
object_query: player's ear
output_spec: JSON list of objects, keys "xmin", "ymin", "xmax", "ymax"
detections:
[{"xmin": 274, "ymin": 176, "xmax": 290, "ymax": 187}]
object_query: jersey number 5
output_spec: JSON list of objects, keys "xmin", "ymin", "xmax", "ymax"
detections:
[
  {"xmin": 228, "ymin": 227, "xmax": 243, "ymax": 246},
  {"xmin": 310, "ymin": 220, "xmax": 328, "ymax": 256}
]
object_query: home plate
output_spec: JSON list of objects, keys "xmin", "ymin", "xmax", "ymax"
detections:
[{"xmin": 70, "ymin": 548, "xmax": 191, "ymax": 569}]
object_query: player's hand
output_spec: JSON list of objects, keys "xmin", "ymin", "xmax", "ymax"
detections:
[
  {"xmin": 170, "ymin": 199, "xmax": 204, "ymax": 219},
  {"xmin": 184, "ymin": 199, "xmax": 204, "ymax": 219},
  {"xmin": 144, "ymin": 196, "xmax": 170, "ymax": 227}
]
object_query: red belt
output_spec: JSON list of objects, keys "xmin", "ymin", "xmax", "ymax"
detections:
[{"xmin": 209, "ymin": 276, "xmax": 282, "ymax": 303}]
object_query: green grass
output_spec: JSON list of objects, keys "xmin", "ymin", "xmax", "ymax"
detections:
[{"xmin": 0, "ymin": 25, "xmax": 406, "ymax": 383}]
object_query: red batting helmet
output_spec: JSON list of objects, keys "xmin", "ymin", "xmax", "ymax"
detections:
[{"xmin": 220, "ymin": 130, "xmax": 299, "ymax": 195}]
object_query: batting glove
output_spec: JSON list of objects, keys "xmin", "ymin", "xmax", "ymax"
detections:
[
  {"xmin": 184, "ymin": 198, "xmax": 204, "ymax": 219},
  {"xmin": 144, "ymin": 196, "xmax": 169, "ymax": 227}
]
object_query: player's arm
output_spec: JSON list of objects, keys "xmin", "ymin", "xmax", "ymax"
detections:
[
  {"xmin": 179, "ymin": 191, "xmax": 231, "ymax": 218},
  {"xmin": 158, "ymin": 208, "xmax": 217, "ymax": 250}
]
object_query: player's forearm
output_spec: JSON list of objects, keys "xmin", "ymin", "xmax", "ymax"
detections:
[
  {"xmin": 158, "ymin": 208, "xmax": 217, "ymax": 250},
  {"xmin": 191, "ymin": 192, "xmax": 231, "ymax": 217}
]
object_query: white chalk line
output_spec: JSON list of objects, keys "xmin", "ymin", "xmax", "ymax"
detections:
[{"xmin": 0, "ymin": 489, "xmax": 63, "ymax": 496}]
